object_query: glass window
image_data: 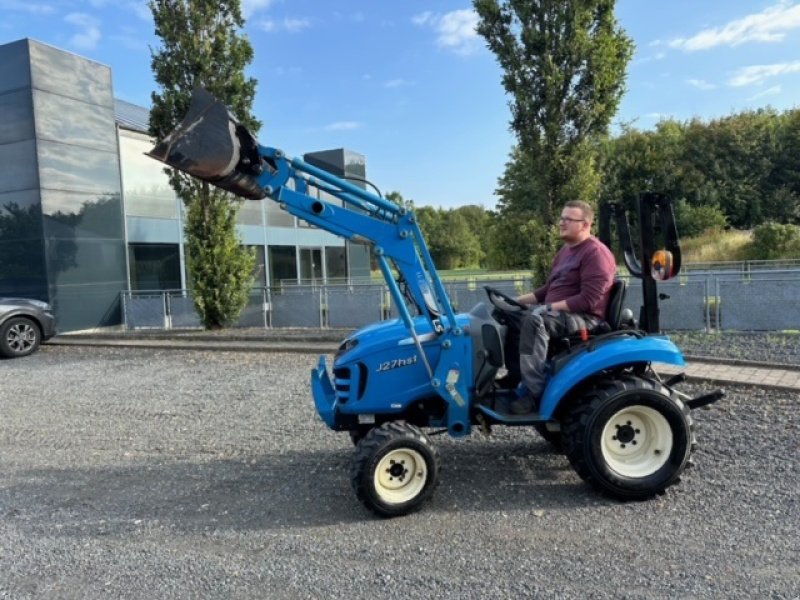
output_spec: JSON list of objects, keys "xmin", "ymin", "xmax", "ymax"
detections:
[
  {"xmin": 0, "ymin": 189, "xmax": 41, "ymax": 244},
  {"xmin": 118, "ymin": 129, "xmax": 178, "ymax": 219},
  {"xmin": 41, "ymin": 189, "xmax": 123, "ymax": 240},
  {"xmin": 299, "ymin": 247, "xmax": 323, "ymax": 282},
  {"xmin": 266, "ymin": 196, "xmax": 295, "ymax": 227},
  {"xmin": 237, "ymin": 197, "xmax": 264, "ymax": 226},
  {"xmin": 37, "ymin": 140, "xmax": 121, "ymax": 195},
  {"xmin": 268, "ymin": 245, "xmax": 297, "ymax": 286},
  {"xmin": 128, "ymin": 243, "xmax": 181, "ymax": 291},
  {"xmin": 0, "ymin": 89, "xmax": 35, "ymax": 145},
  {"xmin": 33, "ymin": 90, "xmax": 118, "ymax": 152},
  {"xmin": 0, "ymin": 139, "xmax": 39, "ymax": 195},
  {"xmin": 0, "ymin": 239, "xmax": 47, "ymax": 298},
  {"xmin": 247, "ymin": 245, "xmax": 266, "ymax": 286},
  {"xmin": 325, "ymin": 246, "xmax": 347, "ymax": 281},
  {"xmin": 28, "ymin": 41, "xmax": 113, "ymax": 108},
  {"xmin": 45, "ymin": 238, "xmax": 127, "ymax": 285}
]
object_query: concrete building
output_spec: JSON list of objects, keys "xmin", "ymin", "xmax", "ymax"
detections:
[{"xmin": 0, "ymin": 38, "xmax": 370, "ymax": 332}]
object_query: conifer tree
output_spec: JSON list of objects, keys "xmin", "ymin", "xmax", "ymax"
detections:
[{"xmin": 148, "ymin": 0, "xmax": 258, "ymax": 328}]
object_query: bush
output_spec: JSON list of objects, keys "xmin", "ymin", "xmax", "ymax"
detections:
[
  {"xmin": 674, "ymin": 200, "xmax": 728, "ymax": 238},
  {"xmin": 748, "ymin": 222, "xmax": 800, "ymax": 259}
]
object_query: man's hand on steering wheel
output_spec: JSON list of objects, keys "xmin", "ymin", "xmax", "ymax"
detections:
[{"xmin": 484, "ymin": 286, "xmax": 528, "ymax": 312}]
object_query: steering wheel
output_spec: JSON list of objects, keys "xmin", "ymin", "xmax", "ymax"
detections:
[{"xmin": 484, "ymin": 286, "xmax": 528, "ymax": 312}]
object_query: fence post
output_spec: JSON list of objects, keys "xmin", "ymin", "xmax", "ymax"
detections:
[{"xmin": 164, "ymin": 292, "xmax": 171, "ymax": 330}]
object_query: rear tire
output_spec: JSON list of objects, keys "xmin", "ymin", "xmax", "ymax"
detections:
[
  {"xmin": 350, "ymin": 421, "xmax": 439, "ymax": 517},
  {"xmin": 563, "ymin": 375, "xmax": 694, "ymax": 500},
  {"xmin": 0, "ymin": 317, "xmax": 41, "ymax": 358}
]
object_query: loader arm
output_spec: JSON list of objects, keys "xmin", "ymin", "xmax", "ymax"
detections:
[{"xmin": 148, "ymin": 87, "xmax": 474, "ymax": 434}]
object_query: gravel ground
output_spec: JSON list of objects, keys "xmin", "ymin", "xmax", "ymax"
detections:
[
  {"xmin": 1, "ymin": 346, "xmax": 797, "ymax": 599},
  {"xmin": 668, "ymin": 331, "xmax": 800, "ymax": 367}
]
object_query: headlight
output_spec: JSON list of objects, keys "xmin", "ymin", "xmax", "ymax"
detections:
[
  {"xmin": 335, "ymin": 337, "xmax": 359, "ymax": 359},
  {"xmin": 27, "ymin": 299, "xmax": 51, "ymax": 311}
]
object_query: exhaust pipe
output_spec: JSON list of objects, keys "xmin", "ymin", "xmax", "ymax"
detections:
[{"xmin": 147, "ymin": 87, "xmax": 268, "ymax": 200}]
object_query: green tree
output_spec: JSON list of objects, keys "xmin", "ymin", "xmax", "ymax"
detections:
[
  {"xmin": 475, "ymin": 0, "xmax": 633, "ymax": 279},
  {"xmin": 148, "ymin": 0, "xmax": 258, "ymax": 328}
]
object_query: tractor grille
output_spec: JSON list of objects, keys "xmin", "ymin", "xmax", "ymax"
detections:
[{"xmin": 333, "ymin": 364, "xmax": 367, "ymax": 403}]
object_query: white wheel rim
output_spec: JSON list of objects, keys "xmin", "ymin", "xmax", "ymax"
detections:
[
  {"xmin": 601, "ymin": 405, "xmax": 673, "ymax": 478},
  {"xmin": 373, "ymin": 448, "xmax": 428, "ymax": 505}
]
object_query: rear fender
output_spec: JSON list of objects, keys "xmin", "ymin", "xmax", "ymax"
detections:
[{"xmin": 539, "ymin": 335, "xmax": 686, "ymax": 420}]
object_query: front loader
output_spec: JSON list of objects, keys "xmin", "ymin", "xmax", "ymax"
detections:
[{"xmin": 149, "ymin": 88, "xmax": 723, "ymax": 517}]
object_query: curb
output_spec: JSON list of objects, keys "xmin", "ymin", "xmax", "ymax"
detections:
[
  {"xmin": 47, "ymin": 338, "xmax": 339, "ymax": 354},
  {"xmin": 684, "ymin": 354, "xmax": 800, "ymax": 373}
]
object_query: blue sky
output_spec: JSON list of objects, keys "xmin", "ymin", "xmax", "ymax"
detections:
[{"xmin": 2, "ymin": 1, "xmax": 800, "ymax": 210}]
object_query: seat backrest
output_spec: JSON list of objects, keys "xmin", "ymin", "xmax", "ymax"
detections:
[{"xmin": 605, "ymin": 279, "xmax": 627, "ymax": 330}]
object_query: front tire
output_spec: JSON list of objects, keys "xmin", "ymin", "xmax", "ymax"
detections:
[
  {"xmin": 563, "ymin": 375, "xmax": 694, "ymax": 500},
  {"xmin": 350, "ymin": 421, "xmax": 439, "ymax": 517},
  {"xmin": 0, "ymin": 317, "xmax": 41, "ymax": 358}
]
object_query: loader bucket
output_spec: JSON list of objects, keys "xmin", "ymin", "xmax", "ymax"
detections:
[{"xmin": 147, "ymin": 87, "xmax": 267, "ymax": 200}]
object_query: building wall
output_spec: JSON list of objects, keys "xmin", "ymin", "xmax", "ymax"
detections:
[
  {"xmin": 0, "ymin": 38, "xmax": 373, "ymax": 331},
  {"xmin": 0, "ymin": 40, "xmax": 47, "ymax": 301},
  {"xmin": 0, "ymin": 39, "xmax": 128, "ymax": 330}
]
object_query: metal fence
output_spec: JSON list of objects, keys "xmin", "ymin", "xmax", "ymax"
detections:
[{"xmin": 122, "ymin": 271, "xmax": 800, "ymax": 332}]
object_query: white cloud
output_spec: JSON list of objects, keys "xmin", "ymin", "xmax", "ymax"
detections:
[
  {"xmin": 748, "ymin": 85, "xmax": 782, "ymax": 100},
  {"xmin": 0, "ymin": 0, "xmax": 55, "ymax": 15},
  {"xmin": 242, "ymin": 0, "xmax": 273, "ymax": 19},
  {"xmin": 412, "ymin": 9, "xmax": 480, "ymax": 55},
  {"xmin": 670, "ymin": 2, "xmax": 800, "ymax": 51},
  {"xmin": 633, "ymin": 51, "xmax": 666, "ymax": 66},
  {"xmin": 412, "ymin": 11, "xmax": 434, "ymax": 26},
  {"xmin": 384, "ymin": 78, "xmax": 413, "ymax": 88},
  {"xmin": 65, "ymin": 12, "xmax": 101, "ymax": 50},
  {"xmin": 644, "ymin": 112, "xmax": 664, "ymax": 120},
  {"xmin": 686, "ymin": 78, "xmax": 717, "ymax": 90},
  {"xmin": 324, "ymin": 121, "xmax": 362, "ymax": 132},
  {"xmin": 257, "ymin": 17, "xmax": 310, "ymax": 33},
  {"xmin": 728, "ymin": 61, "xmax": 800, "ymax": 86}
]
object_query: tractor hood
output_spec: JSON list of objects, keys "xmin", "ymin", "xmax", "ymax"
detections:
[{"xmin": 335, "ymin": 315, "xmax": 470, "ymax": 365}]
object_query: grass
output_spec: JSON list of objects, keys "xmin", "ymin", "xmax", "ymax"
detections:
[{"xmin": 680, "ymin": 229, "xmax": 753, "ymax": 263}]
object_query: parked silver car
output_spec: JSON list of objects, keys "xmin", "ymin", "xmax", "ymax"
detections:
[{"xmin": 0, "ymin": 298, "xmax": 56, "ymax": 358}]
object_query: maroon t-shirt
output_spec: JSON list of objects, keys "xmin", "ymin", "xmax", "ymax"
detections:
[{"xmin": 533, "ymin": 236, "xmax": 617, "ymax": 319}]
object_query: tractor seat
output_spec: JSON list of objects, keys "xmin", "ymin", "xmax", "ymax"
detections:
[
  {"xmin": 547, "ymin": 279, "xmax": 628, "ymax": 357},
  {"xmin": 604, "ymin": 278, "xmax": 627, "ymax": 331}
]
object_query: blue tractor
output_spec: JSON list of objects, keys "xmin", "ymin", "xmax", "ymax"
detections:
[{"xmin": 149, "ymin": 89, "xmax": 723, "ymax": 517}]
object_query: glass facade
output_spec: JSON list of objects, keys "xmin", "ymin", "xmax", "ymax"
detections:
[
  {"xmin": 248, "ymin": 244, "xmax": 266, "ymax": 286},
  {"xmin": 237, "ymin": 198, "xmax": 264, "ymax": 226},
  {"xmin": 269, "ymin": 245, "xmax": 297, "ymax": 285},
  {"xmin": 0, "ymin": 39, "xmax": 129, "ymax": 329},
  {"xmin": 0, "ymin": 38, "xmax": 372, "ymax": 330},
  {"xmin": 128, "ymin": 243, "xmax": 181, "ymax": 291},
  {"xmin": 0, "ymin": 41, "xmax": 45, "ymax": 300},
  {"xmin": 119, "ymin": 129, "xmax": 178, "ymax": 219},
  {"xmin": 325, "ymin": 246, "xmax": 347, "ymax": 281}
]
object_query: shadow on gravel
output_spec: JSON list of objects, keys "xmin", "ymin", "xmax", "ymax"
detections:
[{"xmin": 2, "ymin": 440, "xmax": 607, "ymax": 533}]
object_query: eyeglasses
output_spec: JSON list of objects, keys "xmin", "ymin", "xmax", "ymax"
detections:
[{"xmin": 559, "ymin": 216, "xmax": 585, "ymax": 224}]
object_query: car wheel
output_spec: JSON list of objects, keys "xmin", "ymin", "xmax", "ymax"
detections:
[{"xmin": 0, "ymin": 317, "xmax": 42, "ymax": 358}]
